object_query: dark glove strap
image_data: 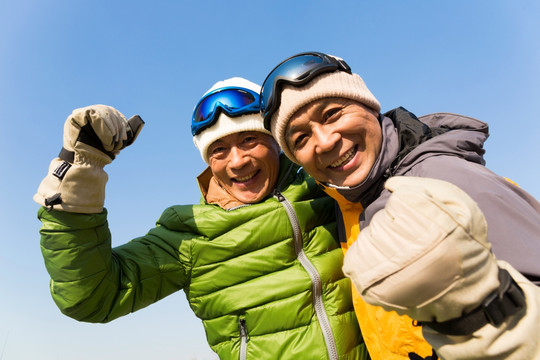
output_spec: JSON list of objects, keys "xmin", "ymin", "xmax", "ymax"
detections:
[
  {"xmin": 58, "ymin": 147, "xmax": 75, "ymax": 163},
  {"xmin": 424, "ymin": 268, "xmax": 526, "ymax": 335}
]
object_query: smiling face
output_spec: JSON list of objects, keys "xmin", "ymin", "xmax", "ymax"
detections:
[
  {"xmin": 285, "ymin": 97, "xmax": 382, "ymax": 187},
  {"xmin": 208, "ymin": 131, "xmax": 281, "ymax": 204}
]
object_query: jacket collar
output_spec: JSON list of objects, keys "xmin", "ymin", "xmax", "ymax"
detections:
[{"xmin": 197, "ymin": 167, "xmax": 246, "ymax": 210}]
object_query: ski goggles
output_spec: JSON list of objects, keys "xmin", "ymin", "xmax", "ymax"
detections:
[
  {"xmin": 260, "ymin": 52, "xmax": 352, "ymax": 129},
  {"xmin": 192, "ymin": 87, "xmax": 260, "ymax": 136}
]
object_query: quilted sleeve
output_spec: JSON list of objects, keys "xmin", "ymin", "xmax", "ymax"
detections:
[{"xmin": 38, "ymin": 206, "xmax": 192, "ymax": 323}]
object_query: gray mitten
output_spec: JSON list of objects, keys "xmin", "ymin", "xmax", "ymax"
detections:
[{"xmin": 34, "ymin": 105, "xmax": 144, "ymax": 213}]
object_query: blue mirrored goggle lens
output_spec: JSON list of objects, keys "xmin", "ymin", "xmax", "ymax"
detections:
[
  {"xmin": 194, "ymin": 89, "xmax": 257, "ymax": 123},
  {"xmin": 192, "ymin": 88, "xmax": 259, "ymax": 135}
]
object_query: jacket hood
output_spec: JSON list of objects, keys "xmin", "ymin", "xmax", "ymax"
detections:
[{"xmin": 406, "ymin": 112, "xmax": 489, "ymax": 171}]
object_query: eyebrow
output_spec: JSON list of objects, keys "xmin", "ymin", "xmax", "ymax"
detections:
[
  {"xmin": 286, "ymin": 99, "xmax": 334, "ymax": 136},
  {"xmin": 208, "ymin": 139, "xmax": 225, "ymax": 151}
]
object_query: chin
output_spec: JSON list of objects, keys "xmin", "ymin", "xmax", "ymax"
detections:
[
  {"xmin": 237, "ymin": 192, "xmax": 264, "ymax": 204},
  {"xmin": 345, "ymin": 173, "xmax": 369, "ymax": 187},
  {"xmin": 329, "ymin": 172, "xmax": 367, "ymax": 188},
  {"xmin": 241, "ymin": 196, "xmax": 263, "ymax": 204}
]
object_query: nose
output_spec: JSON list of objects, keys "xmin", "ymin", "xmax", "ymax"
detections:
[
  {"xmin": 313, "ymin": 124, "xmax": 340, "ymax": 154},
  {"xmin": 228, "ymin": 146, "xmax": 249, "ymax": 169}
]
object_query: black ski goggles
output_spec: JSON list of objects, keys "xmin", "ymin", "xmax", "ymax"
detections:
[
  {"xmin": 192, "ymin": 87, "xmax": 260, "ymax": 136},
  {"xmin": 260, "ymin": 52, "xmax": 352, "ymax": 130}
]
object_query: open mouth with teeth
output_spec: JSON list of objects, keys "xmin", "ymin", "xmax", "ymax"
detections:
[
  {"xmin": 328, "ymin": 146, "xmax": 357, "ymax": 169},
  {"xmin": 232, "ymin": 170, "xmax": 259, "ymax": 183}
]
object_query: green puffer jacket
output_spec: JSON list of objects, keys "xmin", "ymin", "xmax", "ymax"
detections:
[{"xmin": 38, "ymin": 156, "xmax": 368, "ymax": 360}]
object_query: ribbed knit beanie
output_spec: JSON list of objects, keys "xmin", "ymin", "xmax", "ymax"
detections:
[
  {"xmin": 193, "ymin": 77, "xmax": 271, "ymax": 164},
  {"xmin": 270, "ymin": 70, "xmax": 381, "ymax": 163}
]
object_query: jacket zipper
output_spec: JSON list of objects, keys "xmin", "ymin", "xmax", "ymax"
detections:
[
  {"xmin": 239, "ymin": 318, "xmax": 248, "ymax": 360},
  {"xmin": 273, "ymin": 190, "xmax": 339, "ymax": 360}
]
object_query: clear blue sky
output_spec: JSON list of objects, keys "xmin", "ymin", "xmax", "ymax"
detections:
[{"xmin": 1, "ymin": 1, "xmax": 539, "ymax": 359}]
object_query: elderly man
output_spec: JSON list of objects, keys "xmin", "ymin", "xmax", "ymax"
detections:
[
  {"xmin": 261, "ymin": 52, "xmax": 540, "ymax": 360},
  {"xmin": 34, "ymin": 78, "xmax": 368, "ymax": 359}
]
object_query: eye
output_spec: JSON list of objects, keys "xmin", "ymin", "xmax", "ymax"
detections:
[
  {"xmin": 242, "ymin": 135, "xmax": 257, "ymax": 144},
  {"xmin": 239, "ymin": 132, "xmax": 261, "ymax": 149},
  {"xmin": 291, "ymin": 132, "xmax": 308, "ymax": 150},
  {"xmin": 208, "ymin": 144, "xmax": 228, "ymax": 159},
  {"xmin": 212, "ymin": 146, "xmax": 226, "ymax": 154},
  {"xmin": 323, "ymin": 107, "xmax": 341, "ymax": 123}
]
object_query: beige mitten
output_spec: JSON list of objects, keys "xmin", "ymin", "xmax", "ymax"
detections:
[
  {"xmin": 343, "ymin": 176, "xmax": 501, "ymax": 322},
  {"xmin": 34, "ymin": 105, "xmax": 144, "ymax": 213},
  {"xmin": 344, "ymin": 175, "xmax": 534, "ymax": 359}
]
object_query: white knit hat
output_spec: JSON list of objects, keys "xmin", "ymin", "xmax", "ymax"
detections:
[
  {"xmin": 193, "ymin": 77, "xmax": 271, "ymax": 164},
  {"xmin": 270, "ymin": 70, "xmax": 381, "ymax": 163}
]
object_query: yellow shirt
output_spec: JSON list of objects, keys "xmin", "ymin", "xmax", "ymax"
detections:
[{"xmin": 324, "ymin": 186, "xmax": 434, "ymax": 360}]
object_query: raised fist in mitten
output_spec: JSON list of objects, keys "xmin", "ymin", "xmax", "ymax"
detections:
[
  {"xmin": 343, "ymin": 176, "xmax": 503, "ymax": 323},
  {"xmin": 34, "ymin": 105, "xmax": 144, "ymax": 213}
]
